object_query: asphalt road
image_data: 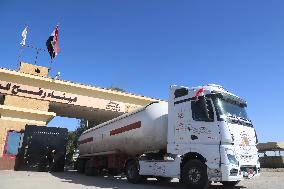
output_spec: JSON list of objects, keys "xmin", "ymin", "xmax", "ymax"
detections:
[{"xmin": 0, "ymin": 169, "xmax": 283, "ymax": 189}]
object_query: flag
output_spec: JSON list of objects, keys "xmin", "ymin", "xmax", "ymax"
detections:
[
  {"xmin": 46, "ymin": 25, "xmax": 60, "ymax": 59},
  {"xmin": 20, "ymin": 26, "xmax": 28, "ymax": 46},
  {"xmin": 194, "ymin": 88, "xmax": 204, "ymax": 100}
]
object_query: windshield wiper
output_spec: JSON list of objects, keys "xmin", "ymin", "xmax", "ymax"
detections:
[
  {"xmin": 226, "ymin": 113, "xmax": 250, "ymax": 122},
  {"xmin": 226, "ymin": 114, "xmax": 238, "ymax": 120},
  {"xmin": 237, "ymin": 116, "xmax": 251, "ymax": 123},
  {"xmin": 225, "ymin": 114, "xmax": 253, "ymax": 127},
  {"xmin": 225, "ymin": 114, "xmax": 240, "ymax": 123}
]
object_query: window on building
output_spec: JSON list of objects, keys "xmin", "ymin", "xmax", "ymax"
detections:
[
  {"xmin": 0, "ymin": 95, "xmax": 5, "ymax": 105},
  {"xmin": 3, "ymin": 131, "xmax": 23, "ymax": 156},
  {"xmin": 191, "ymin": 98, "xmax": 214, "ymax": 122}
]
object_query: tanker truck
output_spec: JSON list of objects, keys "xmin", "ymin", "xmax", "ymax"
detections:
[{"xmin": 77, "ymin": 84, "xmax": 260, "ymax": 189}]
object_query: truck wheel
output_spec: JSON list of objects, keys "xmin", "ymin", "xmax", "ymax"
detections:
[
  {"xmin": 85, "ymin": 160, "xmax": 98, "ymax": 176},
  {"xmin": 126, "ymin": 161, "xmax": 145, "ymax": 184},
  {"xmin": 73, "ymin": 161, "xmax": 77, "ymax": 170},
  {"xmin": 181, "ymin": 159, "xmax": 209, "ymax": 189},
  {"xmin": 108, "ymin": 168, "xmax": 118, "ymax": 176},
  {"xmin": 156, "ymin": 176, "xmax": 172, "ymax": 182},
  {"xmin": 77, "ymin": 159, "xmax": 85, "ymax": 173},
  {"xmin": 221, "ymin": 181, "xmax": 240, "ymax": 186},
  {"xmin": 85, "ymin": 162, "xmax": 93, "ymax": 176}
]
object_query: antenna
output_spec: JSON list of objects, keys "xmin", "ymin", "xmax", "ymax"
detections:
[{"xmin": 25, "ymin": 45, "xmax": 46, "ymax": 65}]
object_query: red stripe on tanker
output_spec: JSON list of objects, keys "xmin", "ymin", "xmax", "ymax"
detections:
[
  {"xmin": 78, "ymin": 137, "xmax": 93, "ymax": 145},
  {"xmin": 110, "ymin": 121, "xmax": 141, "ymax": 136}
]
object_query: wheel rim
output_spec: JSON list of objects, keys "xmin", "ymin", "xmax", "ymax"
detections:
[
  {"xmin": 188, "ymin": 167, "xmax": 201, "ymax": 183},
  {"xmin": 127, "ymin": 164, "xmax": 137, "ymax": 179}
]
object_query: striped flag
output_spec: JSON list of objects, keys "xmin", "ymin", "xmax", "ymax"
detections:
[{"xmin": 46, "ymin": 25, "xmax": 60, "ymax": 59}]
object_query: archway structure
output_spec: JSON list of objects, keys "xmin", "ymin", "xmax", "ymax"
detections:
[{"xmin": 0, "ymin": 62, "xmax": 163, "ymax": 157}]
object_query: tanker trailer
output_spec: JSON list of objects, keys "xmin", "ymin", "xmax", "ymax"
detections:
[
  {"xmin": 77, "ymin": 84, "xmax": 260, "ymax": 189},
  {"xmin": 78, "ymin": 102, "xmax": 168, "ymax": 156}
]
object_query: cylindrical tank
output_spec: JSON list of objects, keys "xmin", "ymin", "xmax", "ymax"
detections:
[{"xmin": 78, "ymin": 102, "xmax": 168, "ymax": 156}]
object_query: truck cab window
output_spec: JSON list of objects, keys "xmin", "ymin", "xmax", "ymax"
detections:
[{"xmin": 191, "ymin": 98, "xmax": 214, "ymax": 122}]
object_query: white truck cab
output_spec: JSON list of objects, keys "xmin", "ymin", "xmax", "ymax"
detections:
[{"xmin": 139, "ymin": 84, "xmax": 260, "ymax": 188}]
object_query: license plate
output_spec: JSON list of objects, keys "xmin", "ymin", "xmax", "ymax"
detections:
[
  {"xmin": 242, "ymin": 168, "xmax": 254, "ymax": 178},
  {"xmin": 247, "ymin": 169, "xmax": 254, "ymax": 179}
]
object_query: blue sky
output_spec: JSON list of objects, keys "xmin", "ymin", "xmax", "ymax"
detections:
[{"xmin": 0, "ymin": 0, "xmax": 283, "ymax": 142}]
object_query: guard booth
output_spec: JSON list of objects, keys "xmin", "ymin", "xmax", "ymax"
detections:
[
  {"xmin": 257, "ymin": 142, "xmax": 284, "ymax": 168},
  {"xmin": 15, "ymin": 125, "xmax": 68, "ymax": 172}
]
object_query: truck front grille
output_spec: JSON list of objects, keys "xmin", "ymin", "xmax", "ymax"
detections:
[{"xmin": 230, "ymin": 168, "xmax": 239, "ymax": 176}]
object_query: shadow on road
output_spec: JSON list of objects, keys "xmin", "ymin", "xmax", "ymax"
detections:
[
  {"xmin": 210, "ymin": 185, "xmax": 246, "ymax": 189},
  {"xmin": 51, "ymin": 170, "xmax": 246, "ymax": 189}
]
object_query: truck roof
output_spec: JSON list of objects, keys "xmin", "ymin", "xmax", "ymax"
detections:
[{"xmin": 171, "ymin": 84, "xmax": 247, "ymax": 105}]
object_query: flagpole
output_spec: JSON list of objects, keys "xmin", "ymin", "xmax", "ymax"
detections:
[
  {"xmin": 17, "ymin": 26, "xmax": 28, "ymax": 70},
  {"xmin": 49, "ymin": 58, "xmax": 53, "ymax": 74},
  {"xmin": 46, "ymin": 24, "xmax": 60, "ymax": 74},
  {"xmin": 33, "ymin": 46, "xmax": 42, "ymax": 65},
  {"xmin": 17, "ymin": 45, "xmax": 25, "ymax": 70}
]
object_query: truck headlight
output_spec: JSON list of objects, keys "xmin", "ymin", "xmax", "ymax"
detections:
[{"xmin": 227, "ymin": 154, "xmax": 239, "ymax": 165}]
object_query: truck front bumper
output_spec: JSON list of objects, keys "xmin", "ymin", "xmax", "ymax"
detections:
[{"xmin": 221, "ymin": 164, "xmax": 261, "ymax": 181}]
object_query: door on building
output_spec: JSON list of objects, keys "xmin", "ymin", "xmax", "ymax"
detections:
[{"xmin": 3, "ymin": 131, "xmax": 23, "ymax": 157}]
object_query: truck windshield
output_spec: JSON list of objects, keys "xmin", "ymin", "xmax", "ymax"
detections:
[{"xmin": 216, "ymin": 98, "xmax": 249, "ymax": 121}]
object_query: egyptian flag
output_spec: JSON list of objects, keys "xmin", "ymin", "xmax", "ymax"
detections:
[{"xmin": 46, "ymin": 25, "xmax": 60, "ymax": 59}]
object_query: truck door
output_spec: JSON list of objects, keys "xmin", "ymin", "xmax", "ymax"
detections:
[
  {"xmin": 188, "ymin": 97, "xmax": 220, "ymax": 144},
  {"xmin": 169, "ymin": 92, "xmax": 220, "ymax": 161},
  {"xmin": 188, "ymin": 97, "xmax": 221, "ymax": 166},
  {"xmin": 170, "ymin": 96, "xmax": 220, "ymax": 146}
]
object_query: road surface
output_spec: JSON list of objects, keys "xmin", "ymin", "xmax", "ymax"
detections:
[{"xmin": 0, "ymin": 169, "xmax": 283, "ymax": 189}]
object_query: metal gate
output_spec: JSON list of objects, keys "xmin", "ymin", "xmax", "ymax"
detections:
[{"xmin": 15, "ymin": 125, "xmax": 68, "ymax": 172}]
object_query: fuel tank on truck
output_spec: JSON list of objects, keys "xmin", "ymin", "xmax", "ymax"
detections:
[{"xmin": 78, "ymin": 102, "xmax": 168, "ymax": 156}]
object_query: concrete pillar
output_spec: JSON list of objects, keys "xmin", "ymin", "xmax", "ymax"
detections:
[{"xmin": 0, "ymin": 95, "xmax": 55, "ymax": 157}]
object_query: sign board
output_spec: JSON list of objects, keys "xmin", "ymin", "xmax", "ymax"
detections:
[{"xmin": 0, "ymin": 80, "xmax": 137, "ymax": 113}]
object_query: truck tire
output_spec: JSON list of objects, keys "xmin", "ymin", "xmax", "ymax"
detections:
[
  {"xmin": 221, "ymin": 181, "xmax": 240, "ymax": 186},
  {"xmin": 126, "ymin": 160, "xmax": 145, "ymax": 184},
  {"xmin": 84, "ymin": 159, "xmax": 101, "ymax": 176},
  {"xmin": 156, "ymin": 176, "xmax": 172, "ymax": 182},
  {"xmin": 181, "ymin": 159, "xmax": 209, "ymax": 189},
  {"xmin": 73, "ymin": 161, "xmax": 77, "ymax": 170},
  {"xmin": 108, "ymin": 168, "xmax": 118, "ymax": 176},
  {"xmin": 77, "ymin": 159, "xmax": 85, "ymax": 173},
  {"xmin": 85, "ymin": 160, "xmax": 94, "ymax": 176}
]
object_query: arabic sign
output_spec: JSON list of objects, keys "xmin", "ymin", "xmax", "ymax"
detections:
[
  {"xmin": 106, "ymin": 101, "xmax": 121, "ymax": 112},
  {"xmin": 0, "ymin": 80, "xmax": 136, "ymax": 113},
  {"xmin": 0, "ymin": 81, "xmax": 77, "ymax": 104}
]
